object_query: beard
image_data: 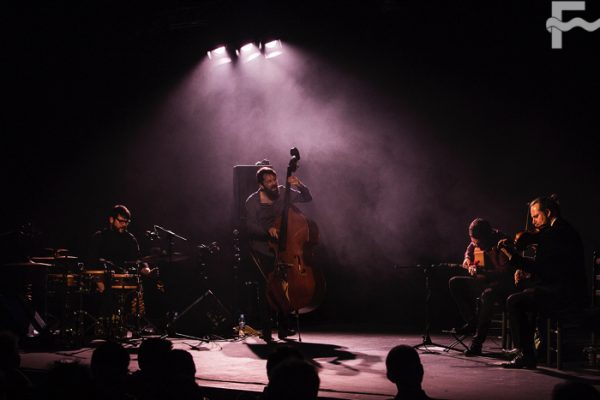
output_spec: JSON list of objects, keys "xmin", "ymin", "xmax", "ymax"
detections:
[
  {"xmin": 264, "ymin": 185, "xmax": 280, "ymax": 200},
  {"xmin": 110, "ymin": 223, "xmax": 127, "ymax": 234}
]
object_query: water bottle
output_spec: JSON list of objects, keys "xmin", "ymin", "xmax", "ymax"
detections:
[{"xmin": 238, "ymin": 313, "xmax": 246, "ymax": 337}]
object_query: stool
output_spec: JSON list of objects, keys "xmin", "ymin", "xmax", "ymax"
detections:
[
  {"xmin": 545, "ymin": 309, "xmax": 583, "ymax": 370},
  {"xmin": 442, "ymin": 301, "xmax": 510, "ymax": 354},
  {"xmin": 489, "ymin": 303, "xmax": 511, "ymax": 351},
  {"xmin": 500, "ymin": 309, "xmax": 511, "ymax": 350},
  {"xmin": 546, "ymin": 316, "xmax": 564, "ymax": 369}
]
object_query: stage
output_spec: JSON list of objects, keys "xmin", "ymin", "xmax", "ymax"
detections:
[{"xmin": 18, "ymin": 327, "xmax": 600, "ymax": 400}]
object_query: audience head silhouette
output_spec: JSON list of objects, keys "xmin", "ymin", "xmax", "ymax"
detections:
[
  {"xmin": 0, "ymin": 330, "xmax": 20, "ymax": 370},
  {"xmin": 46, "ymin": 359, "xmax": 93, "ymax": 400},
  {"xmin": 552, "ymin": 381, "xmax": 600, "ymax": 400},
  {"xmin": 167, "ymin": 348, "xmax": 197, "ymax": 381},
  {"xmin": 137, "ymin": 337, "xmax": 173, "ymax": 375},
  {"xmin": 386, "ymin": 345, "xmax": 423, "ymax": 388},
  {"xmin": 90, "ymin": 340, "xmax": 130, "ymax": 384},
  {"xmin": 266, "ymin": 358, "xmax": 319, "ymax": 400},
  {"xmin": 266, "ymin": 345, "xmax": 305, "ymax": 381},
  {"xmin": 386, "ymin": 344, "xmax": 437, "ymax": 399}
]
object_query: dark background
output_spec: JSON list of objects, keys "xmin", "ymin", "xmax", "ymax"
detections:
[{"xmin": 2, "ymin": 1, "xmax": 599, "ymax": 332}]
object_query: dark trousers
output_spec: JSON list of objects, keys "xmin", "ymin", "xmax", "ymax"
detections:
[
  {"xmin": 248, "ymin": 251, "xmax": 290, "ymax": 337},
  {"xmin": 449, "ymin": 275, "xmax": 516, "ymax": 344},
  {"xmin": 506, "ymin": 286, "xmax": 567, "ymax": 357}
]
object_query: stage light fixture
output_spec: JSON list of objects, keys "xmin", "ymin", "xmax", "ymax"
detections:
[
  {"xmin": 263, "ymin": 40, "xmax": 283, "ymax": 59},
  {"xmin": 236, "ymin": 42, "xmax": 261, "ymax": 63},
  {"xmin": 207, "ymin": 46, "xmax": 232, "ymax": 65}
]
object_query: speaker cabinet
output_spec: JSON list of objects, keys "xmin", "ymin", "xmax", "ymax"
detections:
[{"xmin": 233, "ymin": 164, "xmax": 268, "ymax": 224}]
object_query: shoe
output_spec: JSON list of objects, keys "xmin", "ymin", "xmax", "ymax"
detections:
[
  {"xmin": 502, "ymin": 347, "xmax": 520, "ymax": 356},
  {"xmin": 260, "ymin": 328, "xmax": 273, "ymax": 343},
  {"xmin": 260, "ymin": 334, "xmax": 274, "ymax": 343},
  {"xmin": 502, "ymin": 352, "xmax": 537, "ymax": 369},
  {"xmin": 277, "ymin": 328, "xmax": 296, "ymax": 340},
  {"xmin": 464, "ymin": 343, "xmax": 482, "ymax": 357}
]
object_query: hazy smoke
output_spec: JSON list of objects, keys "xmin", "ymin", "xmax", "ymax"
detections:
[{"xmin": 130, "ymin": 44, "xmax": 497, "ymax": 272}]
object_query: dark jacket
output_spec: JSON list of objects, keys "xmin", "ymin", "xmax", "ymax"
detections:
[{"xmin": 510, "ymin": 218, "xmax": 587, "ymax": 306}]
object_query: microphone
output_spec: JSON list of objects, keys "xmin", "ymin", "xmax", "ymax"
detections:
[
  {"xmin": 145, "ymin": 229, "xmax": 160, "ymax": 240},
  {"xmin": 98, "ymin": 258, "xmax": 115, "ymax": 267},
  {"xmin": 198, "ymin": 241, "xmax": 221, "ymax": 255}
]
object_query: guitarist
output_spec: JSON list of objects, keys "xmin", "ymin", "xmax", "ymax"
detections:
[
  {"xmin": 448, "ymin": 218, "xmax": 516, "ymax": 356},
  {"xmin": 245, "ymin": 166, "xmax": 312, "ymax": 342}
]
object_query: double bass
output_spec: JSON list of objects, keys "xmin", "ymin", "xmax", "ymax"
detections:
[{"xmin": 266, "ymin": 148, "xmax": 326, "ymax": 315}]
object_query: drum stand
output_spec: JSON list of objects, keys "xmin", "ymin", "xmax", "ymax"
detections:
[
  {"xmin": 71, "ymin": 288, "xmax": 101, "ymax": 347},
  {"xmin": 128, "ymin": 273, "xmax": 159, "ymax": 338},
  {"xmin": 61, "ymin": 272, "xmax": 101, "ymax": 348},
  {"xmin": 131, "ymin": 276, "xmax": 144, "ymax": 338},
  {"xmin": 105, "ymin": 272, "xmax": 137, "ymax": 342},
  {"xmin": 107, "ymin": 269, "xmax": 158, "ymax": 343}
]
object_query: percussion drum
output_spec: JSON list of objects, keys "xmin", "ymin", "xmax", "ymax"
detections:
[
  {"xmin": 46, "ymin": 273, "xmax": 81, "ymax": 298},
  {"xmin": 111, "ymin": 273, "xmax": 139, "ymax": 290},
  {"xmin": 47, "ymin": 273, "xmax": 79, "ymax": 287},
  {"xmin": 82, "ymin": 269, "xmax": 109, "ymax": 293}
]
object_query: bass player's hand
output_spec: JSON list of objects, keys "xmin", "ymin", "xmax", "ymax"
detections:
[{"xmin": 268, "ymin": 227, "xmax": 279, "ymax": 239}]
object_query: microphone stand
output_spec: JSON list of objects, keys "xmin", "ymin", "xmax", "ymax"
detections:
[
  {"xmin": 407, "ymin": 264, "xmax": 460, "ymax": 352},
  {"xmin": 154, "ymin": 224, "xmax": 190, "ymax": 337},
  {"xmin": 153, "ymin": 225, "xmax": 209, "ymax": 345},
  {"xmin": 154, "ymin": 225, "xmax": 188, "ymax": 264}
]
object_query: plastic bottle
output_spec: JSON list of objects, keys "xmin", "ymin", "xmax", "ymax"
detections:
[{"xmin": 238, "ymin": 313, "xmax": 246, "ymax": 337}]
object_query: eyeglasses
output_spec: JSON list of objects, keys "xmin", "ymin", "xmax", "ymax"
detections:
[{"xmin": 115, "ymin": 217, "xmax": 131, "ymax": 225}]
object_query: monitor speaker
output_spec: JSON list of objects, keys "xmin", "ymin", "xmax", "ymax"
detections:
[
  {"xmin": 233, "ymin": 164, "xmax": 268, "ymax": 224},
  {"xmin": 0, "ymin": 293, "xmax": 47, "ymax": 337},
  {"xmin": 168, "ymin": 290, "xmax": 233, "ymax": 337}
]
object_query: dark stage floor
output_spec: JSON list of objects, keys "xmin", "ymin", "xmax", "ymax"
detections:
[{"xmin": 17, "ymin": 326, "xmax": 600, "ymax": 400}]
